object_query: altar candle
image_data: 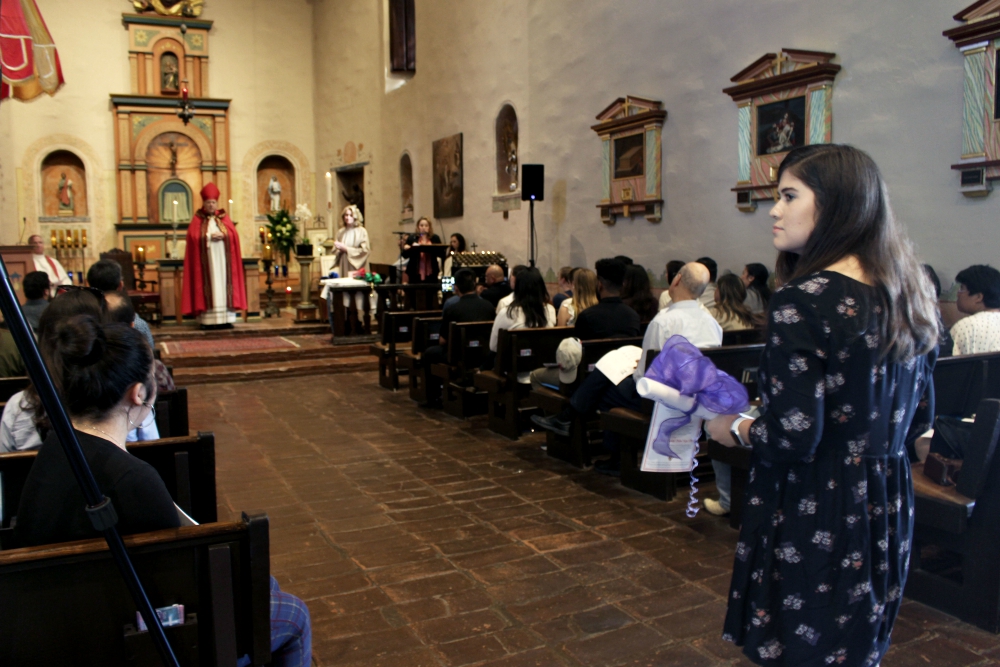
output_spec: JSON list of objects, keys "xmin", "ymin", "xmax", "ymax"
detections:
[
  {"xmin": 81, "ymin": 229, "xmax": 87, "ymax": 248},
  {"xmin": 173, "ymin": 199, "xmax": 178, "ymax": 222},
  {"xmin": 259, "ymin": 226, "xmax": 266, "ymax": 244},
  {"xmin": 50, "ymin": 230, "xmax": 57, "ymax": 248},
  {"xmin": 72, "ymin": 230, "xmax": 80, "ymax": 248},
  {"xmin": 182, "ymin": 86, "xmax": 188, "ymax": 102},
  {"xmin": 65, "ymin": 229, "xmax": 72, "ymax": 248},
  {"xmin": 263, "ymin": 243, "xmax": 272, "ymax": 260},
  {"xmin": 58, "ymin": 230, "xmax": 65, "ymax": 247},
  {"xmin": 135, "ymin": 246, "xmax": 146, "ymax": 263},
  {"xmin": 325, "ymin": 171, "xmax": 332, "ymax": 211}
]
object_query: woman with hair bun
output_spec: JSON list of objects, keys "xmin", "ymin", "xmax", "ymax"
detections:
[{"xmin": 15, "ymin": 314, "xmax": 176, "ymax": 546}]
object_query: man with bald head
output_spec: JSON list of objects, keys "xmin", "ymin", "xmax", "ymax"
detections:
[
  {"xmin": 533, "ymin": 262, "xmax": 722, "ymax": 472},
  {"xmin": 479, "ymin": 264, "xmax": 512, "ymax": 308},
  {"xmin": 28, "ymin": 234, "xmax": 71, "ymax": 295}
]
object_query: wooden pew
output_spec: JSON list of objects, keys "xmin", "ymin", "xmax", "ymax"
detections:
[
  {"xmin": 431, "ymin": 320, "xmax": 494, "ymax": 418},
  {"xmin": 0, "ymin": 377, "xmax": 28, "ymax": 403},
  {"xmin": 474, "ymin": 327, "xmax": 573, "ymax": 439},
  {"xmin": 722, "ymin": 328, "xmax": 764, "ymax": 346},
  {"xmin": 398, "ymin": 316, "xmax": 443, "ymax": 404},
  {"xmin": 529, "ymin": 336, "xmax": 644, "ymax": 468},
  {"xmin": 370, "ymin": 310, "xmax": 440, "ymax": 390},
  {"xmin": 907, "ymin": 399, "xmax": 1000, "ymax": 632},
  {"xmin": 933, "ymin": 350, "xmax": 1000, "ymax": 418},
  {"xmin": 0, "ymin": 512, "xmax": 272, "ymax": 666},
  {"xmin": 153, "ymin": 387, "xmax": 189, "ymax": 438},
  {"xmin": 0, "ymin": 432, "xmax": 217, "ymax": 530},
  {"xmin": 602, "ymin": 344, "xmax": 764, "ymax": 502}
]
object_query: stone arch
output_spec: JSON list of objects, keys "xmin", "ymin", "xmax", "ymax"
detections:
[
  {"xmin": 241, "ymin": 141, "xmax": 312, "ymax": 222},
  {"xmin": 495, "ymin": 103, "xmax": 518, "ymax": 195},
  {"xmin": 20, "ymin": 134, "xmax": 104, "ymax": 249},
  {"xmin": 134, "ymin": 119, "xmax": 213, "ymax": 169}
]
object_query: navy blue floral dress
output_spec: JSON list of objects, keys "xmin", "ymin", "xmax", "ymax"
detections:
[{"xmin": 723, "ymin": 272, "xmax": 936, "ymax": 667}]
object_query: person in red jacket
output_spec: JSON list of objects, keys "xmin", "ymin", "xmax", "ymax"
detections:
[{"xmin": 182, "ymin": 182, "xmax": 247, "ymax": 327}]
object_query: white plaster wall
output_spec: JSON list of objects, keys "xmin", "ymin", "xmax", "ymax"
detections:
[
  {"xmin": 312, "ymin": 0, "xmax": 996, "ymax": 288},
  {"xmin": 0, "ymin": 0, "xmax": 316, "ymax": 256}
]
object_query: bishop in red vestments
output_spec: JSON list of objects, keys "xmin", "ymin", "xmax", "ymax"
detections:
[{"xmin": 182, "ymin": 182, "xmax": 247, "ymax": 325}]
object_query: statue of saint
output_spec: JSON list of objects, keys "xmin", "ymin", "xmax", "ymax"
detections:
[
  {"xmin": 267, "ymin": 176, "xmax": 282, "ymax": 212},
  {"xmin": 182, "ymin": 182, "xmax": 247, "ymax": 327},
  {"xmin": 57, "ymin": 172, "xmax": 74, "ymax": 216},
  {"xmin": 161, "ymin": 54, "xmax": 179, "ymax": 92}
]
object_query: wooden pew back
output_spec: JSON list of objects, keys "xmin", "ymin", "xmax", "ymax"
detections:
[
  {"xmin": 381, "ymin": 309, "xmax": 439, "ymax": 349},
  {"xmin": 0, "ymin": 432, "xmax": 217, "ymax": 530},
  {"xmin": 445, "ymin": 321, "xmax": 494, "ymax": 374},
  {"xmin": 493, "ymin": 327, "xmax": 575, "ymax": 380},
  {"xmin": 154, "ymin": 387, "xmax": 189, "ymax": 439},
  {"xmin": 0, "ymin": 512, "xmax": 271, "ymax": 666},
  {"xmin": 933, "ymin": 351, "xmax": 1000, "ymax": 418},
  {"xmin": 0, "ymin": 377, "xmax": 28, "ymax": 403},
  {"xmin": 410, "ymin": 316, "xmax": 443, "ymax": 355},
  {"xmin": 722, "ymin": 328, "xmax": 764, "ymax": 346}
]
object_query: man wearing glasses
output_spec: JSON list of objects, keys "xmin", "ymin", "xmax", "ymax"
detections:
[{"xmin": 952, "ymin": 264, "xmax": 1000, "ymax": 356}]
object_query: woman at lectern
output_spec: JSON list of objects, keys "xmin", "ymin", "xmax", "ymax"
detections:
[{"xmin": 402, "ymin": 216, "xmax": 442, "ymax": 283}]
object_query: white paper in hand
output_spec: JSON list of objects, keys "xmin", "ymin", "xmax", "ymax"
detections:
[{"xmin": 594, "ymin": 346, "xmax": 642, "ymax": 386}]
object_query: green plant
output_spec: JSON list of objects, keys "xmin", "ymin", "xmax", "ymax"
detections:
[{"xmin": 265, "ymin": 209, "xmax": 298, "ymax": 262}]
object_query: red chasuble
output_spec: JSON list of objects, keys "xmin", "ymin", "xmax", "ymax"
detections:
[{"xmin": 181, "ymin": 208, "xmax": 247, "ymax": 316}]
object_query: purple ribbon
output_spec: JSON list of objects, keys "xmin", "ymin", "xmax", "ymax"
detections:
[{"xmin": 644, "ymin": 335, "xmax": 749, "ymax": 458}]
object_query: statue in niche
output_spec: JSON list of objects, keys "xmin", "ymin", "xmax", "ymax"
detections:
[
  {"xmin": 57, "ymin": 172, "xmax": 74, "ymax": 216},
  {"xmin": 132, "ymin": 0, "xmax": 204, "ymax": 18},
  {"xmin": 161, "ymin": 53, "xmax": 179, "ymax": 93},
  {"xmin": 267, "ymin": 176, "xmax": 282, "ymax": 211}
]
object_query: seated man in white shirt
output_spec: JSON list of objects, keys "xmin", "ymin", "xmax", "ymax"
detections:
[
  {"xmin": 532, "ymin": 262, "xmax": 722, "ymax": 462},
  {"xmin": 951, "ymin": 264, "xmax": 1000, "ymax": 356}
]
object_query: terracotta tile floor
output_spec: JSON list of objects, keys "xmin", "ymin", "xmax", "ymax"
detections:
[{"xmin": 190, "ymin": 374, "xmax": 1000, "ymax": 666}]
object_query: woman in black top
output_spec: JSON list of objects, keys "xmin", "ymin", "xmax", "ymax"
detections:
[
  {"xmin": 707, "ymin": 145, "xmax": 939, "ymax": 667},
  {"xmin": 15, "ymin": 313, "xmax": 178, "ymax": 546},
  {"xmin": 402, "ymin": 216, "xmax": 443, "ymax": 283}
]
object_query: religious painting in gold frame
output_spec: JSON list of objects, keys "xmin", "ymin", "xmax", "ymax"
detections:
[{"xmin": 724, "ymin": 49, "xmax": 840, "ymax": 212}]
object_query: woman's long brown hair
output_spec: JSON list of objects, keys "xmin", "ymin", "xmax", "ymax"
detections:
[{"xmin": 774, "ymin": 144, "xmax": 938, "ymax": 361}]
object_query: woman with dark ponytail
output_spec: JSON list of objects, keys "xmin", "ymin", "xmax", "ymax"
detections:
[{"xmin": 14, "ymin": 313, "xmax": 176, "ymax": 546}]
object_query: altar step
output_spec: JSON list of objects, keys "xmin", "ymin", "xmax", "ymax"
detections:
[
  {"xmin": 171, "ymin": 352, "xmax": 377, "ymax": 385},
  {"xmin": 153, "ymin": 321, "xmax": 332, "ymax": 342}
]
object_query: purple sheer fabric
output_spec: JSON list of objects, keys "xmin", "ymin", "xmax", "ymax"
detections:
[{"xmin": 644, "ymin": 335, "xmax": 748, "ymax": 457}]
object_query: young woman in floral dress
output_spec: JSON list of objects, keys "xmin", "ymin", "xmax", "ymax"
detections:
[{"xmin": 707, "ymin": 144, "xmax": 939, "ymax": 667}]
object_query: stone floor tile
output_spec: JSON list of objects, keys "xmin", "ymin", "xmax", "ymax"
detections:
[{"xmin": 187, "ymin": 374, "xmax": 1000, "ymax": 666}]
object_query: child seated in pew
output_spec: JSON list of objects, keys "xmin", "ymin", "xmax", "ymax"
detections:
[
  {"xmin": 0, "ymin": 290, "xmax": 160, "ymax": 453},
  {"xmin": 12, "ymin": 311, "xmax": 312, "ymax": 666}
]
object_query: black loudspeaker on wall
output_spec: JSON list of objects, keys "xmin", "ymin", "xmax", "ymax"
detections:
[{"xmin": 521, "ymin": 164, "xmax": 544, "ymax": 201}]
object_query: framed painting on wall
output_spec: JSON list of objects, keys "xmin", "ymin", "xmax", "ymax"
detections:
[
  {"xmin": 432, "ymin": 133, "xmax": 463, "ymax": 218},
  {"xmin": 756, "ymin": 96, "xmax": 806, "ymax": 156},
  {"xmin": 723, "ymin": 49, "xmax": 840, "ymax": 211}
]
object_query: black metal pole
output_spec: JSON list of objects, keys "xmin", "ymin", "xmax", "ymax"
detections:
[
  {"xmin": 529, "ymin": 199, "xmax": 536, "ymax": 268},
  {"xmin": 0, "ymin": 256, "xmax": 180, "ymax": 667}
]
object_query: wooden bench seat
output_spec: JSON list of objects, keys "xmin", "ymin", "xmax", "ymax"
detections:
[
  {"xmin": 907, "ymin": 398, "xmax": 1000, "ymax": 632},
  {"xmin": 371, "ymin": 310, "xmax": 440, "ymax": 390},
  {"xmin": 0, "ymin": 511, "xmax": 271, "ymax": 665},
  {"xmin": 431, "ymin": 320, "xmax": 494, "ymax": 418},
  {"xmin": 473, "ymin": 327, "xmax": 573, "ymax": 439},
  {"xmin": 529, "ymin": 336, "xmax": 643, "ymax": 468},
  {"xmin": 399, "ymin": 316, "xmax": 443, "ymax": 403},
  {"xmin": 0, "ymin": 432, "xmax": 218, "ymax": 530}
]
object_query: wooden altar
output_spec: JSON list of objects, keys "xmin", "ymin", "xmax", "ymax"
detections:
[{"xmin": 157, "ymin": 258, "xmax": 260, "ymax": 323}]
